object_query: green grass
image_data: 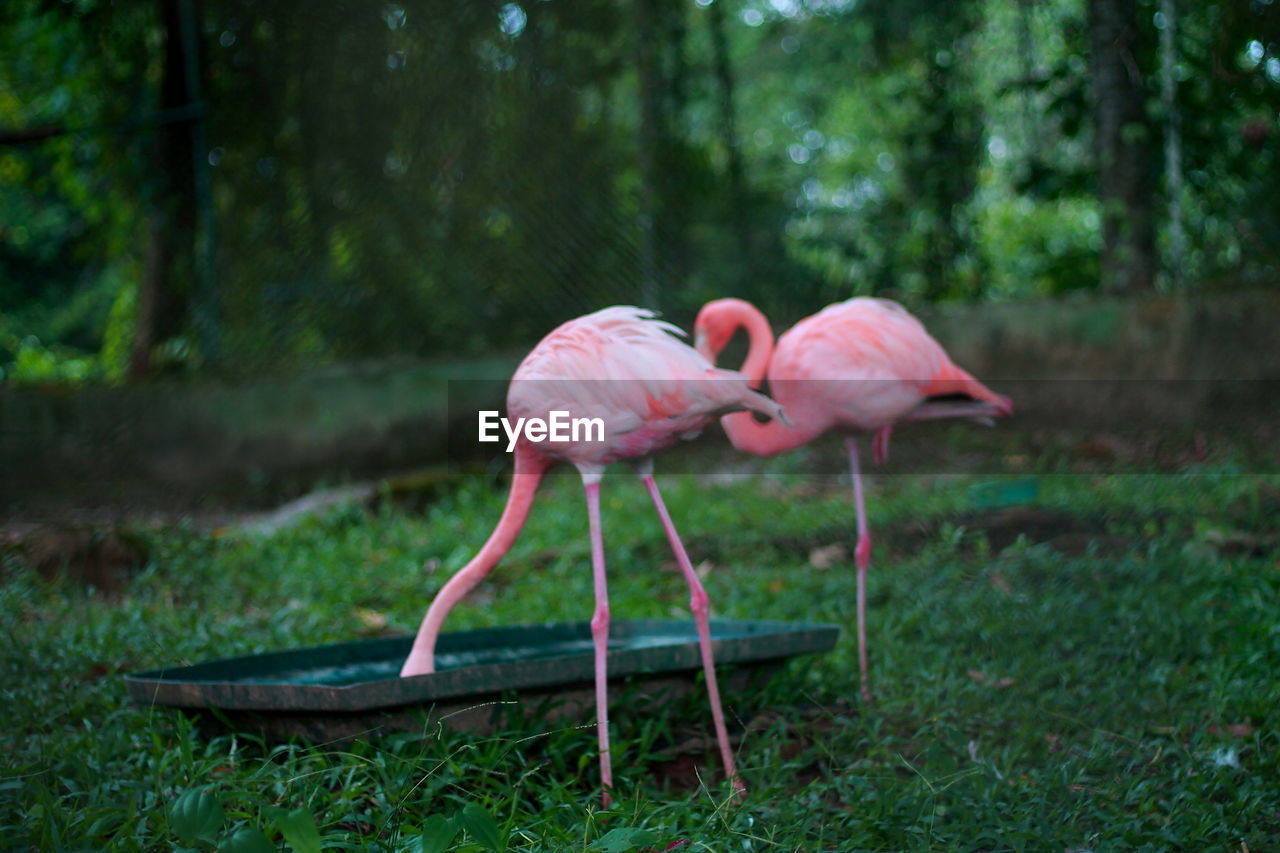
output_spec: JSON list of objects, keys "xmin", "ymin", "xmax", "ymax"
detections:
[{"xmin": 3, "ymin": 459, "xmax": 1279, "ymax": 851}]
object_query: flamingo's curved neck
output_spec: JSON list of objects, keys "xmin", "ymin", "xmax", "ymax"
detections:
[
  {"xmin": 733, "ymin": 303, "xmax": 775, "ymax": 390},
  {"xmin": 400, "ymin": 443, "xmax": 550, "ymax": 676},
  {"xmin": 708, "ymin": 300, "xmax": 821, "ymax": 457}
]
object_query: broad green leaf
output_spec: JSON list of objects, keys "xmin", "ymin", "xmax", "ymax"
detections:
[
  {"xmin": 269, "ymin": 806, "xmax": 324, "ymax": 853},
  {"xmin": 219, "ymin": 825, "xmax": 275, "ymax": 853},
  {"xmin": 170, "ymin": 786, "xmax": 226, "ymax": 843},
  {"xmin": 418, "ymin": 814, "xmax": 460, "ymax": 853},
  {"xmin": 457, "ymin": 802, "xmax": 505, "ymax": 852},
  {"xmin": 593, "ymin": 826, "xmax": 663, "ymax": 852}
]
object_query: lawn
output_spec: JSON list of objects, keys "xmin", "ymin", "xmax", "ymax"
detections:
[{"xmin": 3, "ymin": 442, "xmax": 1279, "ymax": 851}]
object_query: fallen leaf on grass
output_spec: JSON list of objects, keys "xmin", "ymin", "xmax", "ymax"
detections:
[
  {"xmin": 967, "ymin": 669, "xmax": 1016, "ymax": 688},
  {"xmin": 1201, "ymin": 529, "xmax": 1280, "ymax": 556},
  {"xmin": 967, "ymin": 740, "xmax": 1005, "ymax": 779},
  {"xmin": 355, "ymin": 608, "xmax": 388, "ymax": 633},
  {"xmin": 1073, "ymin": 437, "xmax": 1131, "ymax": 461},
  {"xmin": 638, "ymin": 841, "xmax": 689, "ymax": 853},
  {"xmin": 808, "ymin": 543, "xmax": 847, "ymax": 569},
  {"xmin": 1207, "ymin": 723, "xmax": 1256, "ymax": 738},
  {"xmin": 988, "ymin": 571, "xmax": 1013, "ymax": 595},
  {"xmin": 78, "ymin": 660, "xmax": 137, "ymax": 681},
  {"xmin": 1208, "ymin": 746, "xmax": 1241, "ymax": 769}
]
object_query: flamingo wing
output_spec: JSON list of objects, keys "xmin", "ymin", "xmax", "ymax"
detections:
[
  {"xmin": 510, "ymin": 307, "xmax": 784, "ymax": 463},
  {"xmin": 769, "ymin": 298, "xmax": 948, "ymax": 429}
]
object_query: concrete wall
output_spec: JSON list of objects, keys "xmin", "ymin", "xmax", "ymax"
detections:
[
  {"xmin": 920, "ymin": 290, "xmax": 1280, "ymax": 381},
  {"xmin": 917, "ymin": 290, "xmax": 1280, "ymax": 433},
  {"xmin": 4, "ymin": 292, "xmax": 1278, "ymax": 513},
  {"xmin": 2, "ymin": 357, "xmax": 516, "ymax": 513}
]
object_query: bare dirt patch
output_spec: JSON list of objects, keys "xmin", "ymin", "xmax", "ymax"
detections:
[{"xmin": 2, "ymin": 524, "xmax": 149, "ymax": 597}]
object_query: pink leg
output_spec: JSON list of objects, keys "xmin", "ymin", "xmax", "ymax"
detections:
[
  {"xmin": 583, "ymin": 477, "xmax": 614, "ymax": 807},
  {"xmin": 845, "ymin": 437, "xmax": 873, "ymax": 703},
  {"xmin": 872, "ymin": 425, "xmax": 892, "ymax": 465},
  {"xmin": 641, "ymin": 473, "xmax": 744, "ymax": 799}
]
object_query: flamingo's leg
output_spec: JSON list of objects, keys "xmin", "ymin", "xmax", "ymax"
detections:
[
  {"xmin": 872, "ymin": 426, "xmax": 893, "ymax": 466},
  {"xmin": 582, "ymin": 474, "xmax": 614, "ymax": 807},
  {"xmin": 845, "ymin": 437, "xmax": 873, "ymax": 703},
  {"xmin": 640, "ymin": 471, "xmax": 744, "ymax": 799}
]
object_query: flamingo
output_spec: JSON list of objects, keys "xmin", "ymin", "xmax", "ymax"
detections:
[
  {"xmin": 693, "ymin": 297, "xmax": 1012, "ymax": 703},
  {"xmin": 399, "ymin": 306, "xmax": 787, "ymax": 804}
]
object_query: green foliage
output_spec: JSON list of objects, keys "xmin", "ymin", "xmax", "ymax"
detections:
[
  {"xmin": 591, "ymin": 826, "xmax": 661, "ymax": 851},
  {"xmin": 1, "ymin": 0, "xmax": 1278, "ymax": 379},
  {"xmin": 417, "ymin": 813, "xmax": 461, "ymax": 853},
  {"xmin": 2, "ymin": 466, "xmax": 1280, "ymax": 849},
  {"xmin": 218, "ymin": 826, "xmax": 274, "ymax": 853},
  {"xmin": 456, "ymin": 802, "xmax": 506, "ymax": 851},
  {"xmin": 0, "ymin": 0, "xmax": 154, "ymax": 383},
  {"xmin": 170, "ymin": 786, "xmax": 226, "ymax": 844},
  {"xmin": 266, "ymin": 807, "xmax": 323, "ymax": 853}
]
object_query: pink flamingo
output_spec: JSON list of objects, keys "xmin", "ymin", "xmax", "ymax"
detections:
[
  {"xmin": 399, "ymin": 306, "xmax": 786, "ymax": 804},
  {"xmin": 693, "ymin": 297, "xmax": 1012, "ymax": 703}
]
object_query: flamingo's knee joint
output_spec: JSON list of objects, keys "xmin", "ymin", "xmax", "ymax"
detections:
[{"xmin": 591, "ymin": 605, "xmax": 611, "ymax": 638}]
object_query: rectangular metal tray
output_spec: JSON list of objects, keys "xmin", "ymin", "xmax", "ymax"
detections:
[{"xmin": 125, "ymin": 619, "xmax": 838, "ymax": 728}]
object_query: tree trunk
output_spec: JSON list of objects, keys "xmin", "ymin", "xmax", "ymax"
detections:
[
  {"xmin": 177, "ymin": 0, "xmax": 220, "ymax": 367},
  {"xmin": 129, "ymin": 0, "xmax": 197, "ymax": 378},
  {"xmin": 707, "ymin": 0, "xmax": 750, "ymax": 262},
  {"xmin": 904, "ymin": 9, "xmax": 983, "ymax": 302},
  {"xmin": 129, "ymin": 213, "xmax": 169, "ymax": 376},
  {"xmin": 634, "ymin": 0, "xmax": 664, "ymax": 309},
  {"xmin": 1016, "ymin": 0, "xmax": 1039, "ymax": 163},
  {"xmin": 658, "ymin": 0, "xmax": 689, "ymax": 293},
  {"xmin": 1089, "ymin": 0, "xmax": 1157, "ymax": 292},
  {"xmin": 1159, "ymin": 0, "xmax": 1184, "ymax": 287}
]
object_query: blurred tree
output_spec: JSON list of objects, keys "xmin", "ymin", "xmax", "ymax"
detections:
[
  {"xmin": 1157, "ymin": 0, "xmax": 1184, "ymax": 287},
  {"xmin": 635, "ymin": 0, "xmax": 665, "ymax": 308},
  {"xmin": 0, "ymin": 0, "xmax": 156, "ymax": 381},
  {"xmin": 634, "ymin": 0, "xmax": 696, "ymax": 309},
  {"xmin": 706, "ymin": 0, "xmax": 751, "ymax": 264},
  {"xmin": 1088, "ymin": 0, "xmax": 1157, "ymax": 291},
  {"xmin": 1174, "ymin": 0, "xmax": 1280, "ymax": 286},
  {"xmin": 3, "ymin": 0, "xmax": 1279, "ymax": 386},
  {"xmin": 889, "ymin": 0, "xmax": 986, "ymax": 301},
  {"xmin": 131, "ymin": 0, "xmax": 201, "ymax": 377}
]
